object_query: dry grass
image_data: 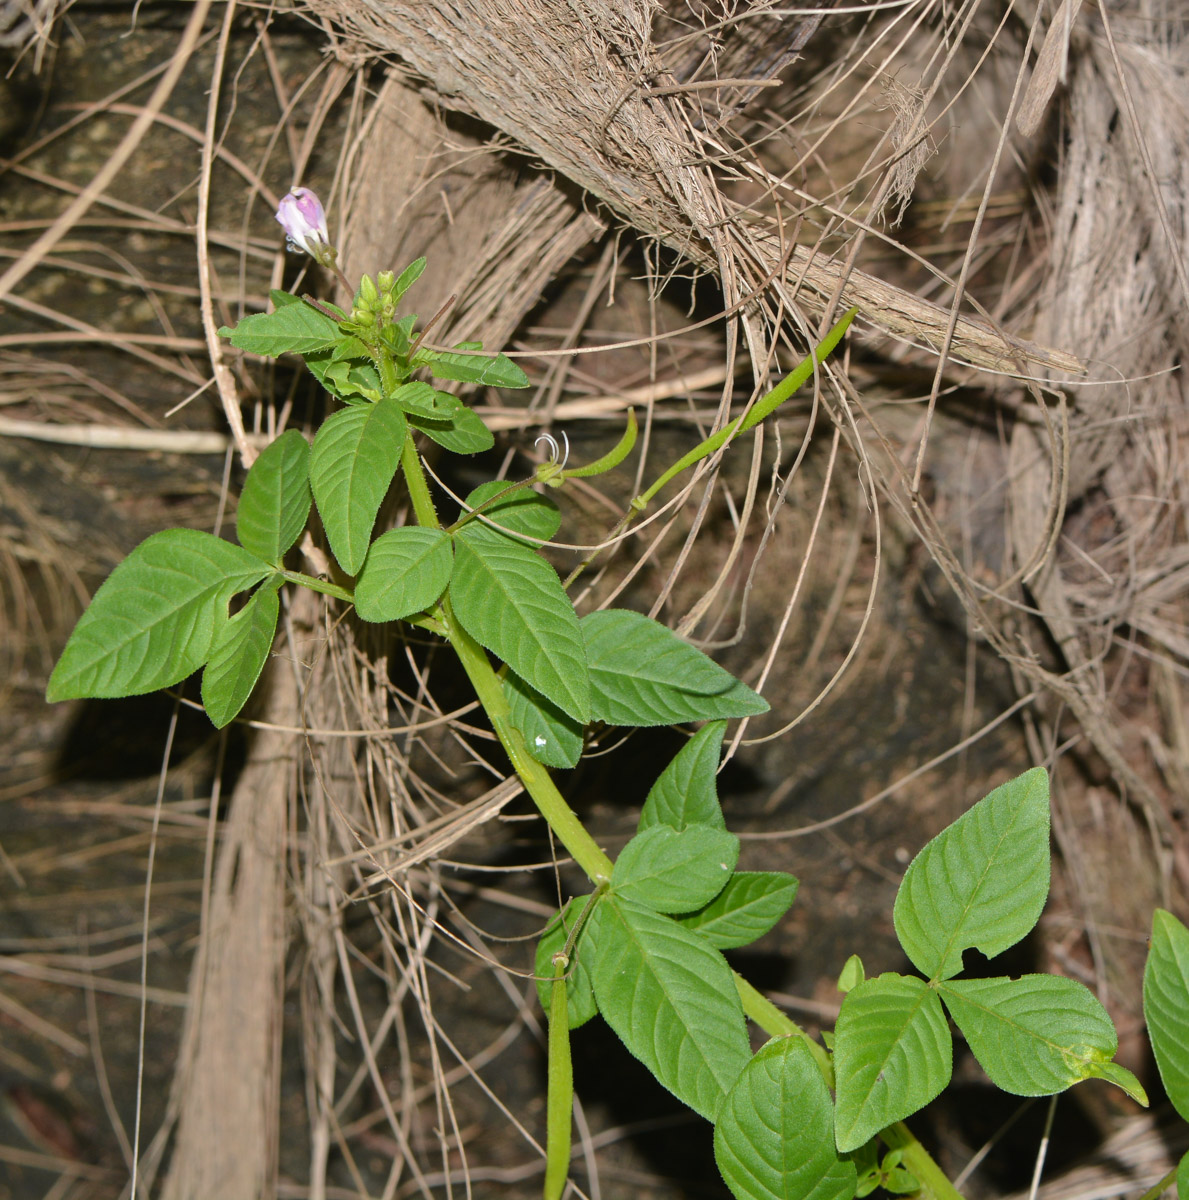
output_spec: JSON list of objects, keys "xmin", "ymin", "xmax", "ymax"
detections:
[{"xmin": 1, "ymin": 1, "xmax": 1187, "ymax": 1197}]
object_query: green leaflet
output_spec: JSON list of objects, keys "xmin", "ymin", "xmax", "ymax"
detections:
[
  {"xmin": 611, "ymin": 824, "xmax": 739, "ymax": 914},
  {"xmin": 303, "ymin": 352, "xmax": 381, "ymax": 406},
  {"xmin": 407, "ymin": 392, "xmax": 495, "ymax": 455},
  {"xmin": 838, "ymin": 956, "xmax": 866, "ymax": 994},
  {"xmin": 1179, "ymin": 1148, "xmax": 1189, "ymax": 1200},
  {"xmin": 411, "ymin": 345, "xmax": 529, "ymax": 389},
  {"xmin": 449, "ymin": 531, "xmax": 590, "ymax": 722},
  {"xmin": 236, "ymin": 429, "xmax": 311, "ymax": 562},
  {"xmin": 382, "ymin": 314, "xmax": 418, "ymax": 360},
  {"xmin": 1144, "ymin": 908, "xmax": 1189, "ymax": 1122},
  {"xmin": 219, "ymin": 294, "xmax": 341, "ymax": 357},
  {"xmin": 354, "ymin": 527, "xmax": 453, "ymax": 623},
  {"xmin": 582, "ymin": 609, "xmax": 769, "ymax": 726},
  {"xmin": 639, "ymin": 720, "xmax": 728, "ymax": 831},
  {"xmin": 852, "ymin": 1149, "xmax": 918, "ymax": 1198},
  {"xmin": 505, "ymin": 670, "xmax": 584, "ymax": 769},
  {"xmin": 678, "ymin": 872, "xmax": 800, "ymax": 950},
  {"xmin": 714, "ymin": 1037, "xmax": 857, "ymax": 1200},
  {"xmin": 832, "ymin": 973, "xmax": 952, "ymax": 1154},
  {"xmin": 535, "ymin": 896, "xmax": 599, "ymax": 1029},
  {"xmin": 459, "ymin": 480, "xmax": 561, "ymax": 544},
  {"xmin": 47, "ymin": 529, "xmax": 270, "ymax": 701},
  {"xmin": 588, "ymin": 895, "xmax": 750, "ymax": 1122},
  {"xmin": 200, "ymin": 578, "xmax": 282, "ymax": 728},
  {"xmin": 390, "ymin": 256, "xmax": 426, "ymax": 306},
  {"xmin": 893, "ymin": 767, "xmax": 1050, "ymax": 982},
  {"xmin": 938, "ymin": 975, "xmax": 1124, "ymax": 1097},
  {"xmin": 309, "ymin": 396, "xmax": 408, "ymax": 576},
  {"xmin": 389, "ymin": 381, "xmax": 451, "ymax": 419},
  {"xmin": 330, "ymin": 335, "xmax": 370, "ymax": 362}
]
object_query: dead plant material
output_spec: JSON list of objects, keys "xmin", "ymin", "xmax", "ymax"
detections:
[
  {"xmin": 305, "ymin": 0, "xmax": 1084, "ymax": 377},
  {"xmin": 153, "ymin": 593, "xmax": 319, "ymax": 1200}
]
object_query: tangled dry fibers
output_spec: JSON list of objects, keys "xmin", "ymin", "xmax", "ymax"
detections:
[{"xmin": 3, "ymin": 0, "xmax": 1187, "ymax": 1197}]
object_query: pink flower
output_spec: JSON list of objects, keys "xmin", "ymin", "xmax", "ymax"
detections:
[{"xmin": 276, "ymin": 187, "xmax": 331, "ymax": 260}]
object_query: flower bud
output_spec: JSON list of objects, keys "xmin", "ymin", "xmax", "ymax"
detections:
[
  {"xmin": 276, "ymin": 187, "xmax": 332, "ymax": 261},
  {"xmin": 358, "ymin": 273, "xmax": 379, "ymax": 308}
]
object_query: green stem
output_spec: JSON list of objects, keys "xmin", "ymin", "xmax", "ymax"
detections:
[
  {"xmin": 734, "ymin": 975, "xmax": 833, "ymax": 1084},
  {"xmin": 394, "ymin": 417, "xmax": 609, "ymax": 874},
  {"xmin": 441, "ymin": 597, "xmax": 612, "ymax": 881},
  {"xmin": 633, "ymin": 307, "xmax": 857, "ymax": 511},
  {"xmin": 400, "ymin": 431, "xmax": 440, "ymax": 529},
  {"xmin": 544, "ymin": 954, "xmax": 574, "ymax": 1200},
  {"xmin": 278, "ymin": 569, "xmax": 354, "ymax": 604}
]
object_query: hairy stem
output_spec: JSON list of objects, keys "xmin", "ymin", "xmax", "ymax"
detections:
[
  {"xmin": 278, "ymin": 569, "xmax": 354, "ymax": 604},
  {"xmin": 442, "ymin": 596, "xmax": 612, "ymax": 881}
]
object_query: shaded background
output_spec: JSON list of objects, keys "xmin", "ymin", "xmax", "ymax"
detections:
[{"xmin": 1, "ymin": 1, "xmax": 1187, "ymax": 1197}]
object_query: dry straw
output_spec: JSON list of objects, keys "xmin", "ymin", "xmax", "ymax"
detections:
[{"xmin": 3, "ymin": 0, "xmax": 1187, "ymax": 1195}]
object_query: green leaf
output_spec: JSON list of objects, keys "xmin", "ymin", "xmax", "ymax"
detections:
[
  {"xmin": 880, "ymin": 1158, "xmax": 920, "ymax": 1195},
  {"xmin": 714, "ymin": 1036, "xmax": 858, "ymax": 1200},
  {"xmin": 939, "ymin": 975, "xmax": 1123, "ymax": 1097},
  {"xmin": 849, "ymin": 1142, "xmax": 881, "ymax": 1199},
  {"xmin": 354, "ymin": 527, "xmax": 453, "ymax": 622},
  {"xmin": 309, "ymin": 396, "xmax": 408, "ymax": 575},
  {"xmin": 304, "ymin": 353, "xmax": 382, "ymax": 405},
  {"xmin": 389, "ymin": 381, "xmax": 450, "ymax": 419},
  {"xmin": 535, "ymin": 896, "xmax": 599, "ymax": 1029},
  {"xmin": 589, "ymin": 895, "xmax": 750, "ymax": 1121},
  {"xmin": 640, "ymin": 721, "xmax": 728, "ymax": 831},
  {"xmin": 413, "ymin": 346, "xmax": 529, "ymax": 389},
  {"xmin": 219, "ymin": 297, "xmax": 340, "ymax": 357},
  {"xmin": 382, "ymin": 314, "xmax": 417, "ymax": 360},
  {"xmin": 1145, "ymin": 908, "xmax": 1189, "ymax": 1122},
  {"xmin": 407, "ymin": 392, "xmax": 495, "ymax": 454},
  {"xmin": 450, "ymin": 532, "xmax": 590, "ymax": 722},
  {"xmin": 1079, "ymin": 1059, "xmax": 1147, "ymax": 1106},
  {"xmin": 331, "ymin": 335, "xmax": 371, "ymax": 362},
  {"xmin": 505, "ymin": 670, "xmax": 584, "ymax": 769},
  {"xmin": 833, "ymin": 974, "xmax": 952, "ymax": 1154},
  {"xmin": 893, "ymin": 768, "xmax": 1050, "ymax": 982},
  {"xmin": 1178, "ymin": 1148, "xmax": 1189, "ymax": 1200},
  {"xmin": 611, "ymin": 824, "xmax": 739, "ymax": 914},
  {"xmin": 678, "ymin": 872, "xmax": 800, "ymax": 950},
  {"xmin": 236, "ymin": 429, "xmax": 311, "ymax": 562},
  {"xmin": 582, "ymin": 610, "xmax": 769, "ymax": 727},
  {"xmin": 837, "ymin": 956, "xmax": 865, "ymax": 994},
  {"xmin": 47, "ymin": 529, "xmax": 270, "ymax": 701},
  {"xmin": 461, "ymin": 481, "xmax": 561, "ymax": 544},
  {"xmin": 391, "ymin": 257, "xmax": 426, "ymax": 306},
  {"xmin": 200, "ymin": 578, "xmax": 281, "ymax": 728}
]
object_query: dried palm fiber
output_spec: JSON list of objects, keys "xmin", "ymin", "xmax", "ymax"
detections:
[
  {"xmin": 341, "ymin": 73, "xmax": 604, "ymax": 342},
  {"xmin": 303, "ymin": 0, "xmax": 1081, "ymax": 376},
  {"xmin": 150, "ymin": 590, "xmax": 319, "ymax": 1200},
  {"xmin": 1005, "ymin": 0, "xmax": 1189, "ymax": 971},
  {"xmin": 0, "ymin": 0, "xmax": 60, "ymax": 53}
]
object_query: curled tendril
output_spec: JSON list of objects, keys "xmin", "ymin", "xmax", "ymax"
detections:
[{"xmin": 534, "ymin": 431, "xmax": 571, "ymax": 471}]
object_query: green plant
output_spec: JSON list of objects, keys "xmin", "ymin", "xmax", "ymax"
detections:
[{"xmin": 47, "ymin": 189, "xmax": 1181, "ymax": 1200}]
